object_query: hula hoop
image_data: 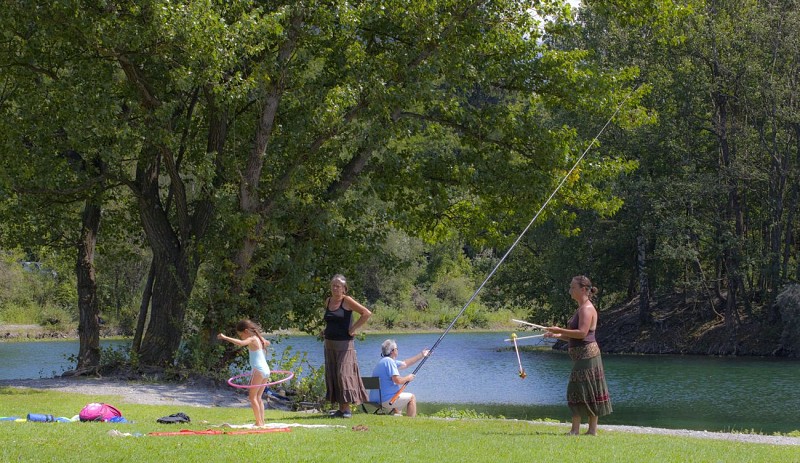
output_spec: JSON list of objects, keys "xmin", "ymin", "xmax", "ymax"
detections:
[{"xmin": 227, "ymin": 370, "xmax": 295, "ymax": 389}]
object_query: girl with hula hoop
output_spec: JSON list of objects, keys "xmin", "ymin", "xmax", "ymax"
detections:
[{"xmin": 218, "ymin": 320, "xmax": 272, "ymax": 426}]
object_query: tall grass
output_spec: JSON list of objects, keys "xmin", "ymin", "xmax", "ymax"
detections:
[{"xmin": 0, "ymin": 387, "xmax": 795, "ymax": 462}]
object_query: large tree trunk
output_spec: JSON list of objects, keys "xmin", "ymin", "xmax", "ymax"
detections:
[
  {"xmin": 126, "ymin": 84, "xmax": 221, "ymax": 365},
  {"xmin": 75, "ymin": 199, "xmax": 102, "ymax": 370},
  {"xmin": 134, "ymin": 167, "xmax": 203, "ymax": 365},
  {"xmin": 132, "ymin": 262, "xmax": 155, "ymax": 354},
  {"xmin": 132, "ymin": 143, "xmax": 208, "ymax": 366},
  {"xmin": 137, "ymin": 250, "xmax": 197, "ymax": 365}
]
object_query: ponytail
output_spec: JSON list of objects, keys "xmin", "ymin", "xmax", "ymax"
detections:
[
  {"xmin": 573, "ymin": 275, "xmax": 599, "ymax": 300},
  {"xmin": 235, "ymin": 319, "xmax": 269, "ymax": 352}
]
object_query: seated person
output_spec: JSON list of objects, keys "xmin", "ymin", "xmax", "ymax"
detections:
[{"xmin": 370, "ymin": 339, "xmax": 429, "ymax": 417}]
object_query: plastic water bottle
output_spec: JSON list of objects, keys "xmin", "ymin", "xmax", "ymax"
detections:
[{"xmin": 27, "ymin": 413, "xmax": 55, "ymax": 422}]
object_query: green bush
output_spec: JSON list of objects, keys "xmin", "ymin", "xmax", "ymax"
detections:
[
  {"xmin": 36, "ymin": 305, "xmax": 75, "ymax": 330},
  {"xmin": 463, "ymin": 304, "xmax": 489, "ymax": 328},
  {"xmin": 0, "ymin": 302, "xmax": 40, "ymax": 324},
  {"xmin": 371, "ymin": 301, "xmax": 400, "ymax": 329},
  {"xmin": 431, "ymin": 274, "xmax": 475, "ymax": 307},
  {"xmin": 269, "ymin": 344, "xmax": 326, "ymax": 409},
  {"xmin": 0, "ymin": 250, "xmax": 77, "ymax": 327}
]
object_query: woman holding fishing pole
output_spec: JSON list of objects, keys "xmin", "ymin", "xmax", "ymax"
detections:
[
  {"xmin": 544, "ymin": 275, "xmax": 612, "ymax": 435},
  {"xmin": 322, "ymin": 274, "xmax": 371, "ymax": 418}
]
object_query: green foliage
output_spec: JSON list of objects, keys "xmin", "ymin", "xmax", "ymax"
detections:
[
  {"xmin": 460, "ymin": 304, "xmax": 489, "ymax": 329},
  {"xmin": 269, "ymin": 344, "xmax": 326, "ymax": 409},
  {"xmin": 0, "ymin": 0, "xmax": 693, "ymax": 365},
  {"xmin": 65, "ymin": 343, "xmax": 136, "ymax": 374},
  {"xmin": 95, "ymin": 220, "xmax": 150, "ymax": 332},
  {"xmin": 431, "ymin": 275, "xmax": 475, "ymax": 309},
  {"xmin": 368, "ymin": 300, "xmax": 519, "ymax": 331},
  {"xmin": 0, "ymin": 250, "xmax": 77, "ymax": 328},
  {"xmin": 370, "ymin": 302, "xmax": 402, "ymax": 329},
  {"xmin": 479, "ymin": 0, "xmax": 800, "ymax": 335}
]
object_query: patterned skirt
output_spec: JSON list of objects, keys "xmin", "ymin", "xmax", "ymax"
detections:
[
  {"xmin": 567, "ymin": 342, "xmax": 613, "ymax": 418},
  {"xmin": 324, "ymin": 339, "xmax": 369, "ymax": 405}
]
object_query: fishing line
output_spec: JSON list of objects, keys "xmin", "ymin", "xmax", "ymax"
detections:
[{"xmin": 389, "ymin": 86, "xmax": 639, "ymax": 405}]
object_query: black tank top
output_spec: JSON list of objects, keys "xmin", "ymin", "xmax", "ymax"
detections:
[{"xmin": 323, "ymin": 300, "xmax": 353, "ymax": 340}]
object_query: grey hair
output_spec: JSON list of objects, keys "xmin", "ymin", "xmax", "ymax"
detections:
[
  {"xmin": 330, "ymin": 274, "xmax": 348, "ymax": 292},
  {"xmin": 381, "ymin": 339, "xmax": 397, "ymax": 357}
]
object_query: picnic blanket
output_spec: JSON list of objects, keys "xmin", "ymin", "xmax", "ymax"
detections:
[{"xmin": 148, "ymin": 427, "xmax": 291, "ymax": 436}]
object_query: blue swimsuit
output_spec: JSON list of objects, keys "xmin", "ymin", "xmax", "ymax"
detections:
[{"xmin": 249, "ymin": 346, "xmax": 271, "ymax": 377}]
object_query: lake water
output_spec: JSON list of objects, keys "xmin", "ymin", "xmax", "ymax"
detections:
[{"xmin": 2, "ymin": 332, "xmax": 799, "ymax": 433}]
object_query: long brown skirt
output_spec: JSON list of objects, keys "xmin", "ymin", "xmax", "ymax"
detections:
[
  {"xmin": 324, "ymin": 339, "xmax": 369, "ymax": 405},
  {"xmin": 567, "ymin": 342, "xmax": 613, "ymax": 418}
]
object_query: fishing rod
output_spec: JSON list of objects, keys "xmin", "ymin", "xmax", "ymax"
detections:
[{"xmin": 388, "ymin": 86, "xmax": 639, "ymax": 405}]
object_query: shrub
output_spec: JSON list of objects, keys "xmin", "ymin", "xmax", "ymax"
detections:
[
  {"xmin": 0, "ymin": 302, "xmax": 40, "ymax": 324},
  {"xmin": 431, "ymin": 274, "xmax": 475, "ymax": 307},
  {"xmin": 37, "ymin": 305, "xmax": 75, "ymax": 331},
  {"xmin": 270, "ymin": 344, "xmax": 326, "ymax": 409},
  {"xmin": 463, "ymin": 304, "xmax": 489, "ymax": 328},
  {"xmin": 370, "ymin": 302, "xmax": 400, "ymax": 329}
]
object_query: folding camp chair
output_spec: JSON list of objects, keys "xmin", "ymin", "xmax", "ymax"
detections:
[{"xmin": 360, "ymin": 376, "xmax": 387, "ymax": 414}]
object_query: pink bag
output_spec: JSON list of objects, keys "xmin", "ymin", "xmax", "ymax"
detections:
[{"xmin": 79, "ymin": 403, "xmax": 122, "ymax": 422}]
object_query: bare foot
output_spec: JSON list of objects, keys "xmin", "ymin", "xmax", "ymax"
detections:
[{"xmin": 565, "ymin": 431, "xmax": 580, "ymax": 436}]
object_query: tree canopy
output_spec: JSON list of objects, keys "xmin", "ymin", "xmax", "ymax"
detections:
[{"xmin": 1, "ymin": 0, "xmax": 676, "ymax": 368}]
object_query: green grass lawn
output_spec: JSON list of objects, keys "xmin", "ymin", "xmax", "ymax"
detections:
[{"xmin": 0, "ymin": 387, "xmax": 795, "ymax": 463}]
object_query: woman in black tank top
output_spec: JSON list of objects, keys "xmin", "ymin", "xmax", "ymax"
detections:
[{"xmin": 322, "ymin": 274, "xmax": 372, "ymax": 418}]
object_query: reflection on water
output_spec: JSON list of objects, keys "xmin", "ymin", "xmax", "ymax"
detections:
[{"xmin": 2, "ymin": 332, "xmax": 799, "ymax": 433}]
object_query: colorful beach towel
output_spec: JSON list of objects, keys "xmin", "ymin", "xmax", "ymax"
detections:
[{"xmin": 148, "ymin": 427, "xmax": 291, "ymax": 436}]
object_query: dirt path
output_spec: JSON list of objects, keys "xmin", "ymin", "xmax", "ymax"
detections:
[{"xmin": 0, "ymin": 377, "xmax": 248, "ymax": 408}]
